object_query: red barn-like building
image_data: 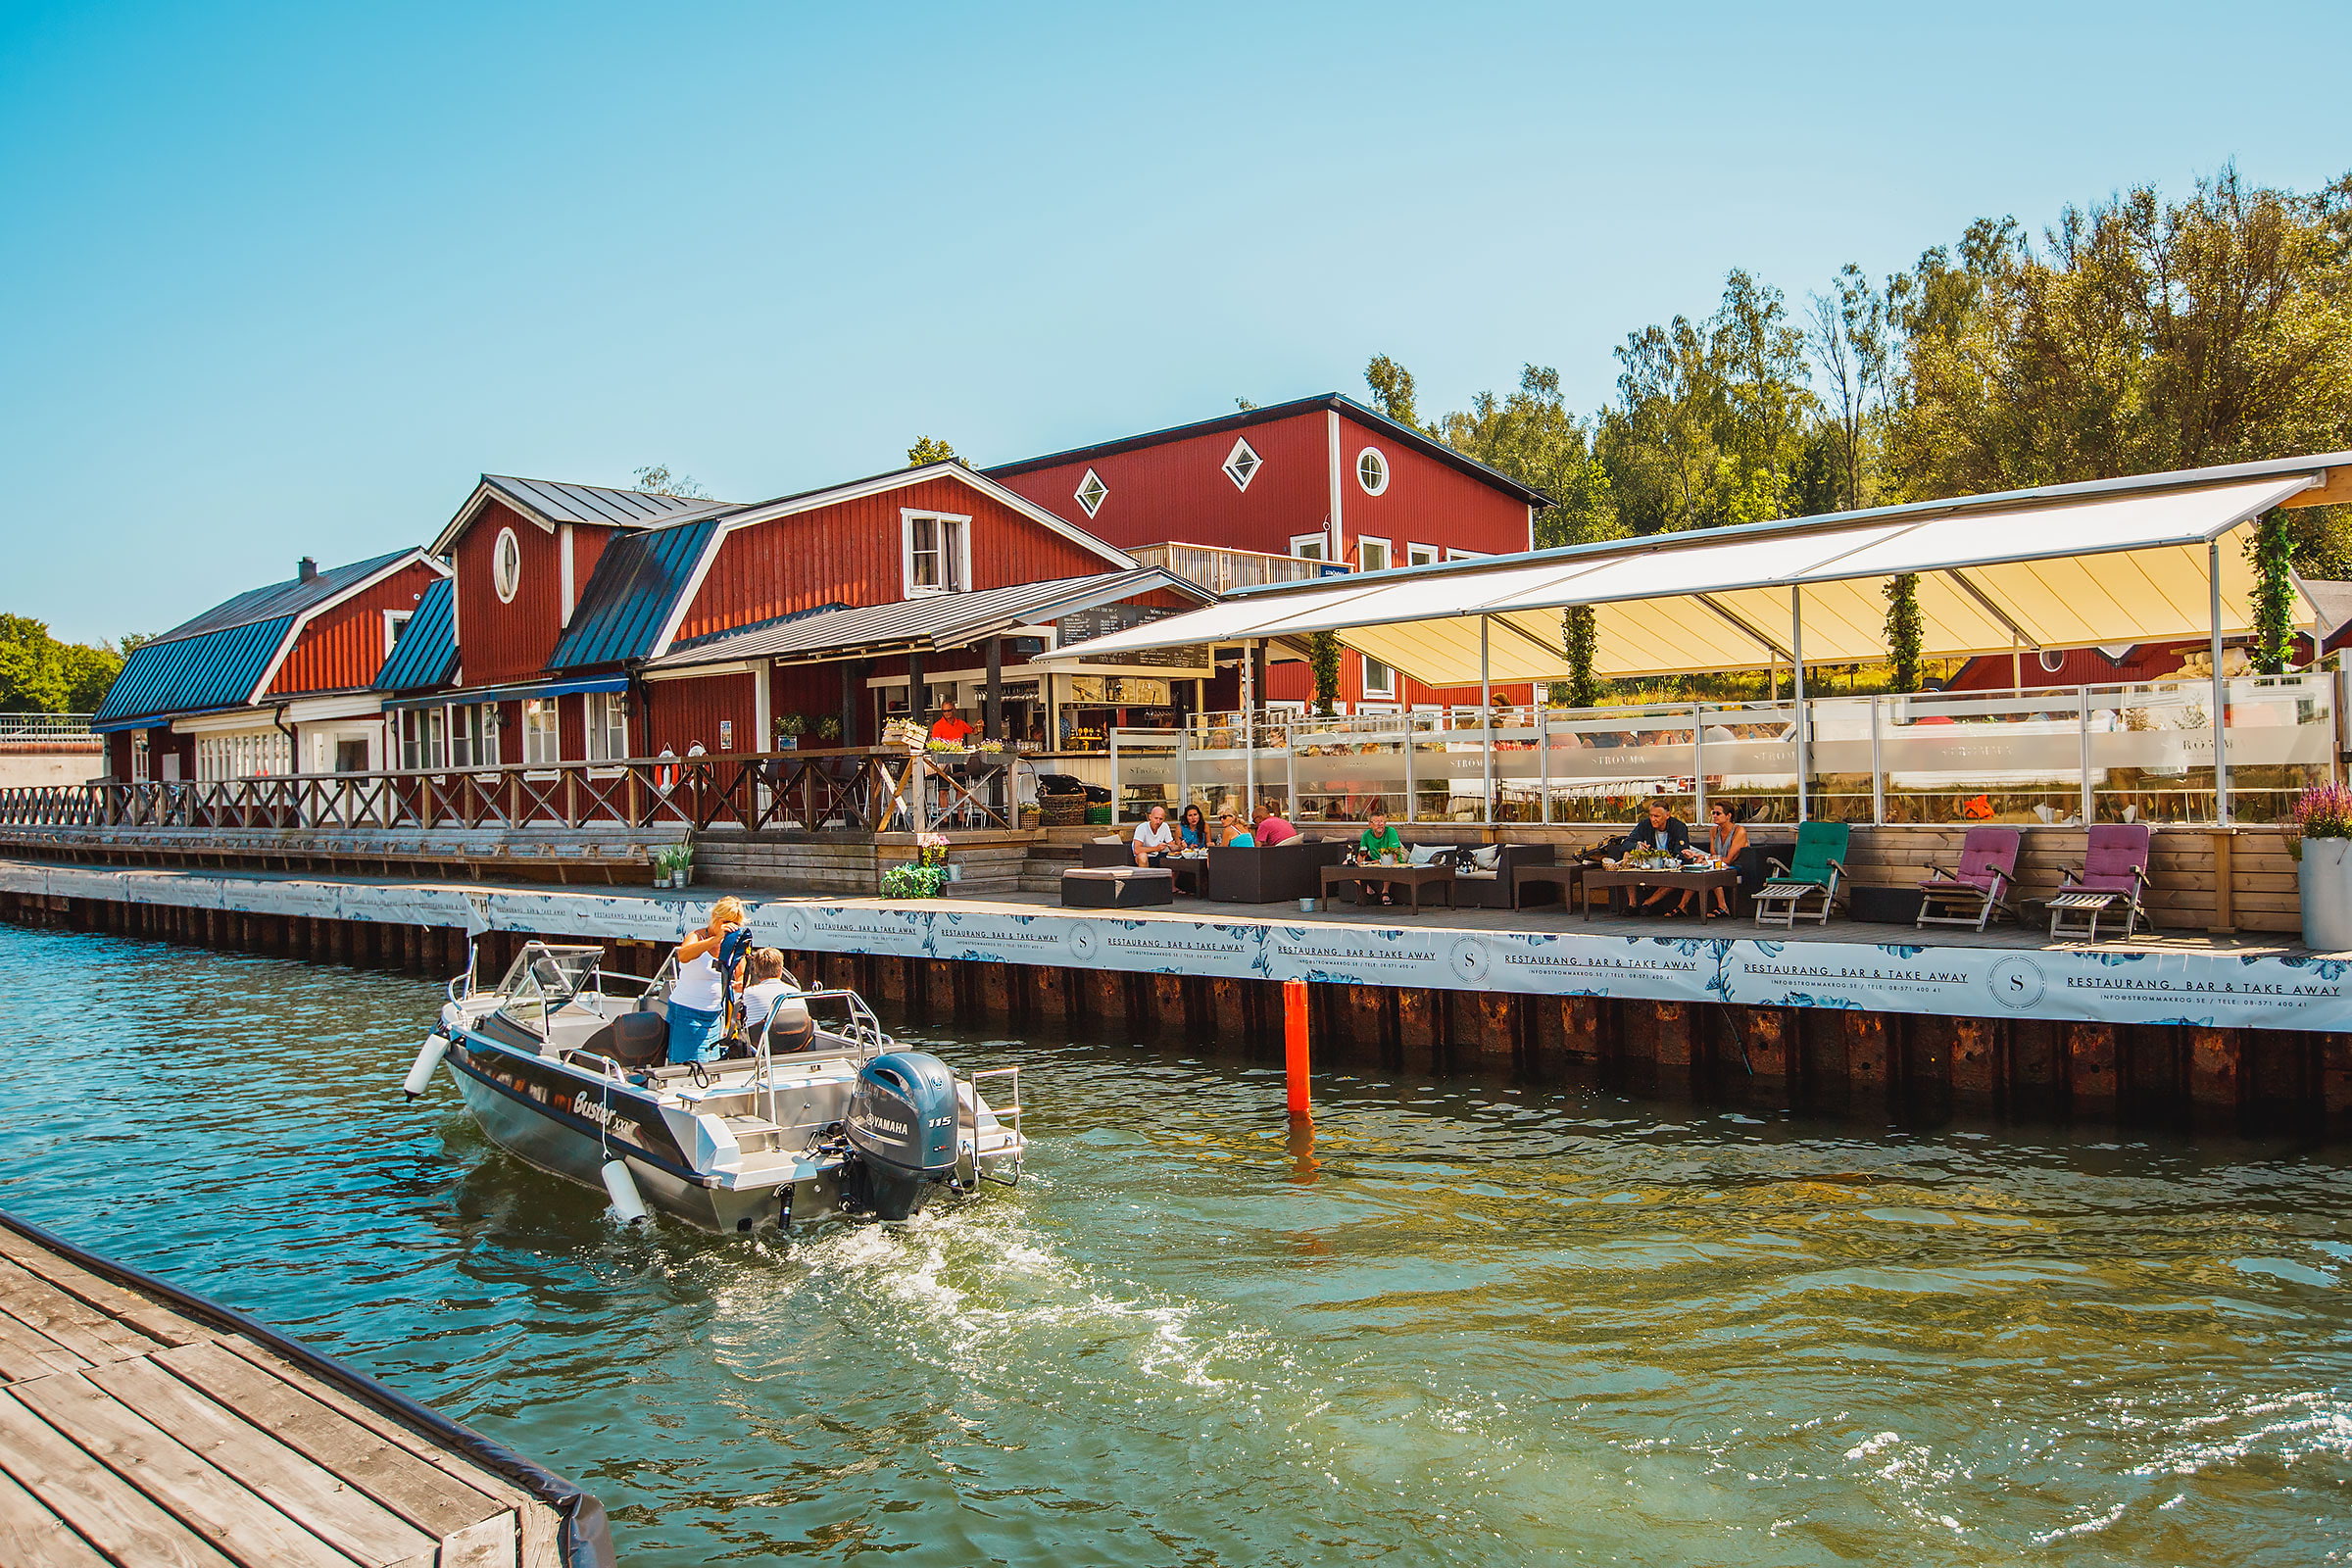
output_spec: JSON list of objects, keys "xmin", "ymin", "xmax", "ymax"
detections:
[
  {"xmin": 986, "ymin": 394, "xmax": 1549, "ymax": 710},
  {"xmin": 94, "ymin": 549, "xmax": 448, "ymax": 781}
]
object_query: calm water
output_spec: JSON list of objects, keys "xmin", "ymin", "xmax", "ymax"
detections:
[{"xmin": 2, "ymin": 923, "xmax": 2348, "ymax": 1565}]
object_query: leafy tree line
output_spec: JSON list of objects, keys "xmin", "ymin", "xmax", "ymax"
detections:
[
  {"xmin": 0, "ymin": 615, "xmax": 138, "ymax": 713},
  {"xmin": 1368, "ymin": 165, "xmax": 2352, "ymax": 694}
]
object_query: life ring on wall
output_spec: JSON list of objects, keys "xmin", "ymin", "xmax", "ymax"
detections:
[{"xmin": 655, "ymin": 750, "xmax": 678, "ymax": 792}]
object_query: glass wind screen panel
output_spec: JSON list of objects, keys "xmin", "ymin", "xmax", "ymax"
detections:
[
  {"xmin": 1879, "ymin": 689, "xmax": 2086, "ymax": 825},
  {"xmin": 1802, "ymin": 696, "xmax": 1878, "ymax": 823},
  {"xmin": 1113, "ymin": 734, "xmax": 1182, "ymax": 815},
  {"xmin": 2222, "ymin": 674, "xmax": 2335, "ymax": 824},
  {"xmin": 1536, "ymin": 707, "xmax": 1707, "ymax": 825},
  {"xmin": 1291, "ymin": 715, "xmax": 1408, "ymax": 824}
]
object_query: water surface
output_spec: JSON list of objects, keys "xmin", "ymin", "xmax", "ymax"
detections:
[{"xmin": 1, "ymin": 922, "xmax": 2345, "ymax": 1565}]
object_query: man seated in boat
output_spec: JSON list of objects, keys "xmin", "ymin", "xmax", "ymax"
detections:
[{"xmin": 737, "ymin": 946, "xmax": 816, "ymax": 1053}]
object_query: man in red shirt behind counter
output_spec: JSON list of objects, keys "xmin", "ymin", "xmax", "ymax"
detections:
[{"xmin": 928, "ymin": 705, "xmax": 975, "ymax": 746}]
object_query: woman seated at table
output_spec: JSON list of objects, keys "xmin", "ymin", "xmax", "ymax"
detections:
[
  {"xmin": 1355, "ymin": 808, "xmax": 1406, "ymax": 906},
  {"xmin": 1178, "ymin": 803, "xmax": 1209, "ymax": 850},
  {"xmin": 1216, "ymin": 811, "xmax": 1254, "ymax": 848},
  {"xmin": 1704, "ymin": 800, "xmax": 1749, "ymax": 916}
]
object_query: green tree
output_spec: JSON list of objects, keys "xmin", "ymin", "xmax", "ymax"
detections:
[
  {"xmin": 1883, "ymin": 574, "xmax": 1925, "ymax": 693},
  {"xmin": 1308, "ymin": 632, "xmax": 1341, "ymax": 715},
  {"xmin": 1363, "ymin": 355, "xmax": 1426, "ymax": 431},
  {"xmin": 631, "ymin": 464, "xmax": 712, "ymax": 499},
  {"xmin": 1804, "ymin": 263, "xmax": 1892, "ymax": 514},
  {"xmin": 0, "ymin": 613, "xmax": 124, "ymax": 713},
  {"xmin": 905, "ymin": 438, "xmax": 957, "ymax": 467}
]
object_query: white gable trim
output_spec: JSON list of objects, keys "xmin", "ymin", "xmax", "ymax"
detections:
[
  {"xmin": 239, "ymin": 550, "xmax": 449, "ymax": 708},
  {"xmin": 645, "ymin": 463, "xmax": 1139, "ymax": 660}
]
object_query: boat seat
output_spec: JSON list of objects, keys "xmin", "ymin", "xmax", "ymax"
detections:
[{"xmin": 580, "ymin": 1010, "xmax": 666, "ymax": 1066}]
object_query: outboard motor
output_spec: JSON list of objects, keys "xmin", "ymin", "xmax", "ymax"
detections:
[{"xmin": 842, "ymin": 1052, "xmax": 959, "ymax": 1219}]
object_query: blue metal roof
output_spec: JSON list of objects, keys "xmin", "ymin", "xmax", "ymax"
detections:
[
  {"xmin": 372, "ymin": 577, "xmax": 457, "ymax": 693},
  {"xmin": 154, "ymin": 549, "xmax": 420, "ymax": 642},
  {"xmin": 94, "ymin": 617, "xmax": 294, "ymax": 725},
  {"xmin": 546, "ymin": 517, "xmax": 719, "ymax": 670}
]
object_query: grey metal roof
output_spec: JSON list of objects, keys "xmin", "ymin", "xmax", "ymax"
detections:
[
  {"xmin": 644, "ymin": 568, "xmax": 1209, "ymax": 670},
  {"xmin": 482, "ymin": 475, "xmax": 737, "ymax": 529},
  {"xmin": 151, "ymin": 548, "xmax": 421, "ymax": 644},
  {"xmin": 545, "ymin": 517, "xmax": 724, "ymax": 670},
  {"xmin": 2301, "ymin": 577, "xmax": 2352, "ymax": 642}
]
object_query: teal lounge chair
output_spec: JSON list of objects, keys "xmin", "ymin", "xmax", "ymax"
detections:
[{"xmin": 1752, "ymin": 820, "xmax": 1849, "ymax": 927}]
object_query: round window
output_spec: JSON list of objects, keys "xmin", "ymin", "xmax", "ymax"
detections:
[
  {"xmin": 493, "ymin": 526, "xmax": 522, "ymax": 604},
  {"xmin": 2038, "ymin": 649, "xmax": 2065, "ymax": 674},
  {"xmin": 1355, "ymin": 446, "xmax": 1390, "ymax": 496}
]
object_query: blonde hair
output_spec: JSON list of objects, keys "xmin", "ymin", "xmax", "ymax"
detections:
[
  {"xmin": 708, "ymin": 896, "xmax": 747, "ymax": 927},
  {"xmin": 748, "ymin": 947, "xmax": 786, "ymax": 981}
]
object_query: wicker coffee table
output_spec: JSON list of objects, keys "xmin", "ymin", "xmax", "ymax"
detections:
[{"xmin": 1318, "ymin": 862, "xmax": 1458, "ymax": 914}]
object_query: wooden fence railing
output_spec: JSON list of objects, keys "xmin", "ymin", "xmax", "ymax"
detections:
[{"xmin": 0, "ymin": 749, "xmax": 1037, "ymax": 835}]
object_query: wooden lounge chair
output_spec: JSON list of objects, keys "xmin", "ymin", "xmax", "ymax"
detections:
[
  {"xmin": 1916, "ymin": 826, "xmax": 2021, "ymax": 932},
  {"xmin": 2048, "ymin": 823, "xmax": 2153, "ymax": 941},
  {"xmin": 1752, "ymin": 820, "xmax": 1849, "ymax": 927}
]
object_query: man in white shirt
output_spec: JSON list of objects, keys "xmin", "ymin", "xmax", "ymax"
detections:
[
  {"xmin": 1130, "ymin": 804, "xmax": 1175, "ymax": 866},
  {"xmin": 736, "ymin": 947, "xmax": 814, "ymax": 1052}
]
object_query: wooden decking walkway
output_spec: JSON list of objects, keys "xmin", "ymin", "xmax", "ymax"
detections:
[{"xmin": 0, "ymin": 1212, "xmax": 610, "ymax": 1568}]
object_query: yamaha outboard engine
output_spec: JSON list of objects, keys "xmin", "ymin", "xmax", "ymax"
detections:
[{"xmin": 842, "ymin": 1051, "xmax": 959, "ymax": 1219}]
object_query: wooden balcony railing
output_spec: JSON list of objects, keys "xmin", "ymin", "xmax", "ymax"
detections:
[{"xmin": 0, "ymin": 748, "xmax": 1039, "ymax": 836}]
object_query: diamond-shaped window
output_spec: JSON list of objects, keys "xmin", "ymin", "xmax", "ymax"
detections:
[
  {"xmin": 1075, "ymin": 468, "xmax": 1108, "ymax": 517},
  {"xmin": 1223, "ymin": 438, "xmax": 1261, "ymax": 492}
]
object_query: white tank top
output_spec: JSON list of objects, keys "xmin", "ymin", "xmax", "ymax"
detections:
[{"xmin": 671, "ymin": 949, "xmax": 724, "ymax": 1011}]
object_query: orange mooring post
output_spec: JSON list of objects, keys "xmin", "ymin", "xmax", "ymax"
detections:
[{"xmin": 1284, "ymin": 977, "xmax": 1311, "ymax": 1118}]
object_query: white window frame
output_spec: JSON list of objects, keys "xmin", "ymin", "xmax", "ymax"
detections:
[
  {"xmin": 1290, "ymin": 533, "xmax": 1328, "ymax": 562},
  {"xmin": 1358, "ymin": 535, "xmax": 1392, "ymax": 573},
  {"xmin": 1355, "ymin": 446, "xmax": 1390, "ymax": 496},
  {"xmin": 1446, "ymin": 547, "xmax": 1492, "ymax": 563},
  {"xmin": 1361, "ymin": 657, "xmax": 1397, "ymax": 699},
  {"xmin": 1222, "ymin": 438, "xmax": 1262, "ymax": 492},
  {"xmin": 382, "ymin": 610, "xmax": 412, "ymax": 657},
  {"xmin": 902, "ymin": 509, "xmax": 972, "ymax": 598},
  {"xmin": 585, "ymin": 690, "xmax": 629, "ymax": 767},
  {"xmin": 1406, "ymin": 543, "xmax": 1438, "ymax": 568},
  {"xmin": 1073, "ymin": 468, "xmax": 1109, "ymax": 518},
  {"xmin": 521, "ymin": 697, "xmax": 561, "ymax": 768},
  {"xmin": 493, "ymin": 526, "xmax": 522, "ymax": 604}
]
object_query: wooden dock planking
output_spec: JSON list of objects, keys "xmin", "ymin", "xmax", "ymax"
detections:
[{"xmin": 0, "ymin": 1215, "xmax": 597, "ymax": 1568}]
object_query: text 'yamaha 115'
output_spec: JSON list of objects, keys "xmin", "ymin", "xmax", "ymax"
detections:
[{"xmin": 404, "ymin": 943, "xmax": 1025, "ymax": 1232}]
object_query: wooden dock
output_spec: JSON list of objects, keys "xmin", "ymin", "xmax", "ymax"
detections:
[{"xmin": 0, "ymin": 1212, "xmax": 611, "ymax": 1568}]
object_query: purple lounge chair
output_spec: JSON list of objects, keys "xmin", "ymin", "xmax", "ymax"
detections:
[
  {"xmin": 2048, "ymin": 824, "xmax": 2153, "ymax": 941},
  {"xmin": 1917, "ymin": 827, "xmax": 2021, "ymax": 932}
]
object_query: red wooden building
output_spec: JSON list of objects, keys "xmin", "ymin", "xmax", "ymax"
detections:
[
  {"xmin": 985, "ymin": 393, "xmax": 1550, "ymax": 711},
  {"xmin": 384, "ymin": 464, "xmax": 1207, "ymax": 766},
  {"xmin": 94, "ymin": 549, "xmax": 448, "ymax": 782}
]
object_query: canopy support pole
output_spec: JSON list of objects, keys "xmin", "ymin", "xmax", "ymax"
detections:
[
  {"xmin": 1791, "ymin": 587, "xmax": 1810, "ymax": 821},
  {"xmin": 1480, "ymin": 616, "xmax": 1494, "ymax": 826},
  {"xmin": 2211, "ymin": 541, "xmax": 2230, "ymax": 824},
  {"xmin": 1242, "ymin": 641, "xmax": 1258, "ymax": 820},
  {"xmin": 983, "ymin": 637, "xmax": 1004, "ymax": 743}
]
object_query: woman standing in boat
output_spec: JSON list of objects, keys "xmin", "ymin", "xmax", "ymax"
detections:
[{"xmin": 667, "ymin": 897, "xmax": 747, "ymax": 1064}]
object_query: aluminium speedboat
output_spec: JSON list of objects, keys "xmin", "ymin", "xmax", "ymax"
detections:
[{"xmin": 403, "ymin": 942, "xmax": 1024, "ymax": 1232}]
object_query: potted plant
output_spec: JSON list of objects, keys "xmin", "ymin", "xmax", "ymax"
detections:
[
  {"xmin": 773, "ymin": 711, "xmax": 807, "ymax": 750},
  {"xmin": 2292, "ymin": 784, "xmax": 2352, "ymax": 950},
  {"xmin": 813, "ymin": 713, "xmax": 843, "ymax": 745}
]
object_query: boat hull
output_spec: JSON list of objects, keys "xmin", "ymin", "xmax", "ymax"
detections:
[{"xmin": 446, "ymin": 1035, "xmax": 841, "ymax": 1231}]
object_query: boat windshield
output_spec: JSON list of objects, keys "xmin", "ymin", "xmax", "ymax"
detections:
[{"xmin": 492, "ymin": 944, "xmax": 601, "ymax": 1006}]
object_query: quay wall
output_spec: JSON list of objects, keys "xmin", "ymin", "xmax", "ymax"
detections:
[{"xmin": 2, "ymin": 858, "xmax": 2348, "ymax": 1139}]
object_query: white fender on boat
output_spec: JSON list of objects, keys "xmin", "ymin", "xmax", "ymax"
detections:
[
  {"xmin": 601, "ymin": 1157, "xmax": 651, "ymax": 1225},
  {"xmin": 403, "ymin": 1034, "xmax": 449, "ymax": 1100}
]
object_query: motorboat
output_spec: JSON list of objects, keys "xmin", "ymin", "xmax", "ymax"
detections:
[{"xmin": 403, "ymin": 942, "xmax": 1024, "ymax": 1232}]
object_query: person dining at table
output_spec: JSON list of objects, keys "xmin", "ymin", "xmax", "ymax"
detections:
[
  {"xmin": 1216, "ymin": 811, "xmax": 1254, "ymax": 847},
  {"xmin": 1610, "ymin": 798, "xmax": 1700, "ymax": 915},
  {"xmin": 1178, "ymin": 803, "xmax": 1209, "ymax": 850},
  {"xmin": 1703, "ymin": 800, "xmax": 1749, "ymax": 916},
  {"xmin": 1131, "ymin": 804, "xmax": 1175, "ymax": 867}
]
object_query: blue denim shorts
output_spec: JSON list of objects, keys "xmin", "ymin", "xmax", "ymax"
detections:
[{"xmin": 665, "ymin": 1002, "xmax": 722, "ymax": 1064}]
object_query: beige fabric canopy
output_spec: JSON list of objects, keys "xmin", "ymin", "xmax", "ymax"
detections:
[{"xmin": 1040, "ymin": 472, "xmax": 2321, "ymax": 685}]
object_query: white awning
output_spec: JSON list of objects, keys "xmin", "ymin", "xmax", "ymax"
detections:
[{"xmin": 1040, "ymin": 472, "xmax": 2319, "ymax": 685}]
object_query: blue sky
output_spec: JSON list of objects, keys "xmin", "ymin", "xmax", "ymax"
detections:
[{"xmin": 6, "ymin": 0, "xmax": 2350, "ymax": 644}]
